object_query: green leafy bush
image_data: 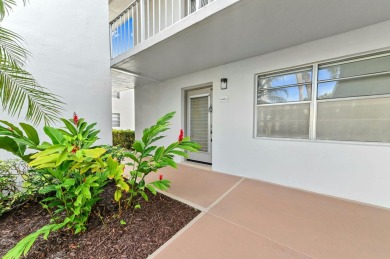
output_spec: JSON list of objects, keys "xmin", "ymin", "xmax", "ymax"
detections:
[
  {"xmin": 0, "ymin": 159, "xmax": 20, "ymax": 216},
  {"xmin": 100, "ymin": 144, "xmax": 126, "ymax": 163},
  {"xmin": 0, "ymin": 159, "xmax": 43, "ymax": 216},
  {"xmin": 112, "ymin": 129, "xmax": 135, "ymax": 150}
]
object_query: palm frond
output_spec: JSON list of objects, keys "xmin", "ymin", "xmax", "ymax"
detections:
[
  {"xmin": 0, "ymin": 60, "xmax": 64, "ymax": 125},
  {"xmin": 0, "ymin": 27, "xmax": 29, "ymax": 65},
  {"xmin": 0, "ymin": 26, "xmax": 64, "ymax": 125},
  {"xmin": 0, "ymin": 0, "xmax": 28, "ymax": 21}
]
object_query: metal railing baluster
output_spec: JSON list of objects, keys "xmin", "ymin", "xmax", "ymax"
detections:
[
  {"xmin": 159, "ymin": 0, "xmax": 161, "ymax": 32},
  {"xmin": 119, "ymin": 14, "xmax": 123, "ymax": 54},
  {"xmin": 127, "ymin": 9, "xmax": 130, "ymax": 50},
  {"xmin": 132, "ymin": 6, "xmax": 135, "ymax": 47},
  {"xmin": 171, "ymin": 0, "xmax": 174, "ymax": 24},
  {"xmin": 109, "ymin": 23, "xmax": 113, "ymax": 58},
  {"xmin": 140, "ymin": 0, "xmax": 145, "ymax": 41},
  {"xmin": 136, "ymin": 1, "xmax": 140, "ymax": 44},
  {"xmin": 153, "ymin": 0, "xmax": 155, "ymax": 36},
  {"xmin": 147, "ymin": 0, "xmax": 150, "ymax": 38},
  {"xmin": 165, "ymin": 0, "xmax": 167, "ymax": 29}
]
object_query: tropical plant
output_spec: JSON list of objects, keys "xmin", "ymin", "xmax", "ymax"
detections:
[
  {"xmin": 114, "ymin": 112, "xmax": 201, "ymax": 210},
  {"xmin": 0, "ymin": 119, "xmax": 43, "ymax": 162},
  {"xmin": 2, "ymin": 112, "xmax": 200, "ymax": 259},
  {"xmin": 0, "ymin": 0, "xmax": 64, "ymax": 124},
  {"xmin": 2, "ymin": 114, "xmax": 124, "ymax": 259}
]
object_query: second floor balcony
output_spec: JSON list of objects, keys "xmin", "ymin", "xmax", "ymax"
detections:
[
  {"xmin": 110, "ymin": 0, "xmax": 390, "ymax": 91},
  {"xmin": 110, "ymin": 0, "xmax": 228, "ymax": 59}
]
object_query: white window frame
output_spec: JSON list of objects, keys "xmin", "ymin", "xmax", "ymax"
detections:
[
  {"xmin": 254, "ymin": 51, "xmax": 390, "ymax": 144},
  {"xmin": 255, "ymin": 66, "xmax": 315, "ymax": 140}
]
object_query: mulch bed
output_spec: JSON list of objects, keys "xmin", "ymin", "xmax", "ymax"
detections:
[{"xmin": 0, "ymin": 183, "xmax": 200, "ymax": 258}]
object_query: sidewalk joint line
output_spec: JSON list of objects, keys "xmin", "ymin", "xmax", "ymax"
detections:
[
  {"xmin": 207, "ymin": 177, "xmax": 245, "ymax": 211},
  {"xmin": 208, "ymin": 213, "xmax": 314, "ymax": 259},
  {"xmin": 155, "ymin": 190, "xmax": 207, "ymax": 212}
]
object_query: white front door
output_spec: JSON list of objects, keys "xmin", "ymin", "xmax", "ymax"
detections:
[{"xmin": 186, "ymin": 87, "xmax": 212, "ymax": 164}]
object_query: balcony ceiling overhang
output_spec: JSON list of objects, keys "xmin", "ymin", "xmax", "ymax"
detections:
[
  {"xmin": 111, "ymin": 0, "xmax": 390, "ymax": 90},
  {"xmin": 109, "ymin": 0, "xmax": 131, "ymax": 22}
]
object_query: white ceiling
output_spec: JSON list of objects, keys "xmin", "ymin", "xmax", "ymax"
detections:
[{"xmin": 112, "ymin": 0, "xmax": 390, "ymax": 90}]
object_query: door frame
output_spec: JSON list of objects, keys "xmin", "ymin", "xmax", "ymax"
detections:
[{"xmin": 181, "ymin": 83, "xmax": 213, "ymax": 165}]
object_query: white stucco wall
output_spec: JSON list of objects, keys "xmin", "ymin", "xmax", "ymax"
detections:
[
  {"xmin": 112, "ymin": 89, "xmax": 135, "ymax": 130},
  {"xmin": 1, "ymin": 0, "xmax": 112, "ymax": 159},
  {"xmin": 135, "ymin": 20, "xmax": 390, "ymax": 208}
]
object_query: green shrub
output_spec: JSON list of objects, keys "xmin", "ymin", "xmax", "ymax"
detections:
[
  {"xmin": 99, "ymin": 145, "xmax": 126, "ymax": 163},
  {"xmin": 0, "ymin": 159, "xmax": 43, "ymax": 216},
  {"xmin": 112, "ymin": 129, "xmax": 134, "ymax": 150}
]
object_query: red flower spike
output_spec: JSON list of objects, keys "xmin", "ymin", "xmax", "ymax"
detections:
[
  {"xmin": 73, "ymin": 112, "xmax": 79, "ymax": 126},
  {"xmin": 159, "ymin": 174, "xmax": 163, "ymax": 180},
  {"xmin": 178, "ymin": 129, "xmax": 184, "ymax": 143},
  {"xmin": 71, "ymin": 145, "xmax": 78, "ymax": 153}
]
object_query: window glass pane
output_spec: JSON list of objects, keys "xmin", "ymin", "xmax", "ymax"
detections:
[
  {"xmin": 257, "ymin": 103, "xmax": 310, "ymax": 138},
  {"xmin": 258, "ymin": 86, "xmax": 311, "ymax": 104},
  {"xmin": 317, "ymin": 74, "xmax": 390, "ymax": 100},
  {"xmin": 190, "ymin": 96, "xmax": 209, "ymax": 152},
  {"xmin": 318, "ymin": 55, "xmax": 390, "ymax": 81},
  {"xmin": 317, "ymin": 97, "xmax": 390, "ymax": 142},
  {"xmin": 258, "ymin": 70, "xmax": 312, "ymax": 89}
]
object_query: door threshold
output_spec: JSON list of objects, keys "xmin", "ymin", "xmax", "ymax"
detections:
[
  {"xmin": 182, "ymin": 160, "xmax": 212, "ymax": 171},
  {"xmin": 186, "ymin": 159, "xmax": 212, "ymax": 166}
]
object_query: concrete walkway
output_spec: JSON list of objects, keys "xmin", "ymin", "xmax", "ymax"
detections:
[{"xmin": 145, "ymin": 163, "xmax": 390, "ymax": 259}]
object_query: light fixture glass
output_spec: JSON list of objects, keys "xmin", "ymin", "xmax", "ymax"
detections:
[{"xmin": 221, "ymin": 78, "xmax": 228, "ymax": 90}]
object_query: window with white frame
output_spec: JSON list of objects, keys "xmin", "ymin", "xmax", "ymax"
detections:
[
  {"xmin": 112, "ymin": 113, "xmax": 120, "ymax": 127},
  {"xmin": 255, "ymin": 52, "xmax": 390, "ymax": 143},
  {"xmin": 256, "ymin": 68, "xmax": 312, "ymax": 139}
]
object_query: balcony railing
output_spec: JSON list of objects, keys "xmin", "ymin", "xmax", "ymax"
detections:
[{"xmin": 110, "ymin": 0, "xmax": 215, "ymax": 58}]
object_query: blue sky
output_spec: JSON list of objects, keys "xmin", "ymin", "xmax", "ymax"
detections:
[{"xmin": 112, "ymin": 18, "xmax": 133, "ymax": 58}]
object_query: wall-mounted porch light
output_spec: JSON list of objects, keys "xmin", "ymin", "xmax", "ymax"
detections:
[{"xmin": 220, "ymin": 78, "xmax": 228, "ymax": 90}]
